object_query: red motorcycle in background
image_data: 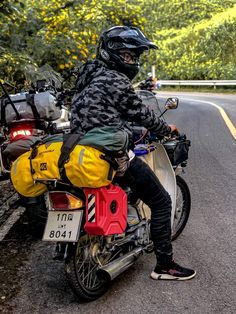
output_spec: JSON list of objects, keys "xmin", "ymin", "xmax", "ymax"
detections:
[{"xmin": 0, "ymin": 77, "xmax": 72, "ymax": 235}]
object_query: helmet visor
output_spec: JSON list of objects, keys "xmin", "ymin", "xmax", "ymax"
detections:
[
  {"xmin": 119, "ymin": 50, "xmax": 140, "ymax": 65},
  {"xmin": 105, "ymin": 26, "xmax": 158, "ymax": 50}
]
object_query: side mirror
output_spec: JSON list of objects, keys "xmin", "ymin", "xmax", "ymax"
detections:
[{"xmin": 164, "ymin": 97, "xmax": 179, "ymax": 110}]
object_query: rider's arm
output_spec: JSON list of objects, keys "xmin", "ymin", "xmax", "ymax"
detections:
[{"xmin": 118, "ymin": 81, "xmax": 172, "ymax": 136}]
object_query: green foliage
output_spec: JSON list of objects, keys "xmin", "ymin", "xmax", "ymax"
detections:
[
  {"xmin": 1, "ymin": 0, "xmax": 236, "ymax": 85},
  {"xmin": 0, "ymin": 0, "xmax": 146, "ymax": 86},
  {"xmin": 155, "ymin": 3, "xmax": 236, "ymax": 80}
]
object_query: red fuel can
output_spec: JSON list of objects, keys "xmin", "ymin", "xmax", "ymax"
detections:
[{"xmin": 83, "ymin": 184, "xmax": 127, "ymax": 235}]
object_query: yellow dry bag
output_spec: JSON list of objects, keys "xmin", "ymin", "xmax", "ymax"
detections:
[{"xmin": 10, "ymin": 135, "xmax": 116, "ymax": 197}]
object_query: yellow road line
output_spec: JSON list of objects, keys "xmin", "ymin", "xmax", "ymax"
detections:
[
  {"xmin": 210, "ymin": 102, "xmax": 236, "ymax": 140},
  {"xmin": 182, "ymin": 98, "xmax": 236, "ymax": 140}
]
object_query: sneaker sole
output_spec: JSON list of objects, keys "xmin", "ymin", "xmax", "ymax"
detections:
[{"xmin": 150, "ymin": 270, "xmax": 196, "ymax": 281}]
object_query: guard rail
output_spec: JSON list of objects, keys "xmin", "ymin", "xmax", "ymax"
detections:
[{"xmin": 157, "ymin": 80, "xmax": 236, "ymax": 87}]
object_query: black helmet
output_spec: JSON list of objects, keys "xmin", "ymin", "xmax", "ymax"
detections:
[{"xmin": 97, "ymin": 26, "xmax": 158, "ymax": 80}]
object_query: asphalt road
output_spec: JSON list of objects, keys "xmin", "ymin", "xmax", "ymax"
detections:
[{"xmin": 0, "ymin": 92, "xmax": 236, "ymax": 314}]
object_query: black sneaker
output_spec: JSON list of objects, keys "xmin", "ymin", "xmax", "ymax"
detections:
[{"xmin": 150, "ymin": 261, "xmax": 196, "ymax": 281}]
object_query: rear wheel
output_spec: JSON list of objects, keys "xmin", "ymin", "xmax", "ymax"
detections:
[
  {"xmin": 171, "ymin": 175, "xmax": 191, "ymax": 241},
  {"xmin": 65, "ymin": 235, "xmax": 111, "ymax": 302},
  {"xmin": 23, "ymin": 194, "xmax": 48, "ymax": 238}
]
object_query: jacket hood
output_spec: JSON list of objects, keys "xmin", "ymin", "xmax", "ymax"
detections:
[{"xmin": 75, "ymin": 59, "xmax": 107, "ymax": 93}]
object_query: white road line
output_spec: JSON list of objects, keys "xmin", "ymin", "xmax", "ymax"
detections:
[
  {"xmin": 181, "ymin": 98, "xmax": 236, "ymax": 140},
  {"xmin": 0, "ymin": 207, "xmax": 25, "ymax": 241}
]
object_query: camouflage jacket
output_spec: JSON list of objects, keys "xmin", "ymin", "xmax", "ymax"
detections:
[{"xmin": 70, "ymin": 59, "xmax": 171, "ymax": 137}]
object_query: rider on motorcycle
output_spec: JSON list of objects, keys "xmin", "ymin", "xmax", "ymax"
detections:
[
  {"xmin": 139, "ymin": 74, "xmax": 156, "ymax": 92},
  {"xmin": 70, "ymin": 26, "xmax": 196, "ymax": 280}
]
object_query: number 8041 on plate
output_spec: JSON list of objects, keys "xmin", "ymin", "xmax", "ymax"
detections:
[{"xmin": 43, "ymin": 211, "xmax": 83, "ymax": 242}]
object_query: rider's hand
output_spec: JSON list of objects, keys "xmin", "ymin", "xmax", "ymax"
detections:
[{"xmin": 169, "ymin": 124, "xmax": 180, "ymax": 136}]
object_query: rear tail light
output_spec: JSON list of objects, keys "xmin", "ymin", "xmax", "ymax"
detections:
[
  {"xmin": 49, "ymin": 191, "xmax": 84, "ymax": 211},
  {"xmin": 9, "ymin": 121, "xmax": 36, "ymax": 141},
  {"xmin": 11, "ymin": 129, "xmax": 32, "ymax": 140}
]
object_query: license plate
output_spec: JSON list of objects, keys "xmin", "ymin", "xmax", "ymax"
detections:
[{"xmin": 43, "ymin": 211, "xmax": 83, "ymax": 242}]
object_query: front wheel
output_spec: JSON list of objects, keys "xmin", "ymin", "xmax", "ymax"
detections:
[{"xmin": 171, "ymin": 175, "xmax": 191, "ymax": 241}]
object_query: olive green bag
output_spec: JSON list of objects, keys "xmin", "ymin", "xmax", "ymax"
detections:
[{"xmin": 79, "ymin": 126, "xmax": 129, "ymax": 157}]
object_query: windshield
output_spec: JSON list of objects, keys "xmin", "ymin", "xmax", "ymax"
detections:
[{"xmin": 136, "ymin": 90, "xmax": 162, "ymax": 116}]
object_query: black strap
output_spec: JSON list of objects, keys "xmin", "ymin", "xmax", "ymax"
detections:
[
  {"xmin": 100, "ymin": 154, "xmax": 119, "ymax": 170},
  {"xmin": 26, "ymin": 94, "xmax": 41, "ymax": 120},
  {"xmin": 58, "ymin": 134, "xmax": 81, "ymax": 177},
  {"xmin": 0, "ymin": 99, "xmax": 5, "ymax": 125},
  {"xmin": 28, "ymin": 137, "xmax": 48, "ymax": 175},
  {"xmin": 100, "ymin": 154, "xmax": 118, "ymax": 181},
  {"xmin": 0, "ymin": 81, "xmax": 21, "ymax": 122},
  {"xmin": 28, "ymin": 145, "xmax": 38, "ymax": 175}
]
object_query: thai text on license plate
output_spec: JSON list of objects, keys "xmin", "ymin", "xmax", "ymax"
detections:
[{"xmin": 43, "ymin": 211, "xmax": 83, "ymax": 242}]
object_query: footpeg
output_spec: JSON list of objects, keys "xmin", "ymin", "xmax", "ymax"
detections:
[{"xmin": 144, "ymin": 242, "xmax": 154, "ymax": 254}]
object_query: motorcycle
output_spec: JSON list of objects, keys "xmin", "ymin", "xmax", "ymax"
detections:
[
  {"xmin": 38, "ymin": 91, "xmax": 191, "ymax": 301},
  {"xmin": 0, "ymin": 77, "xmax": 72, "ymax": 236}
]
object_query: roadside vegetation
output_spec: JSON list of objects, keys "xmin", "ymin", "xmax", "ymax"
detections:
[{"xmin": 1, "ymin": 0, "xmax": 236, "ymax": 88}]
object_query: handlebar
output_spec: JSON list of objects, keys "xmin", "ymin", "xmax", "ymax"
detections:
[{"xmin": 132, "ymin": 124, "xmax": 188, "ymax": 145}]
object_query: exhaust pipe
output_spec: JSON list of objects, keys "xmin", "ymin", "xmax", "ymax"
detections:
[{"xmin": 96, "ymin": 247, "xmax": 143, "ymax": 282}]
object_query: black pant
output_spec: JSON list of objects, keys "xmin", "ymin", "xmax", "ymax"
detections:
[{"xmin": 116, "ymin": 156, "xmax": 173, "ymax": 264}]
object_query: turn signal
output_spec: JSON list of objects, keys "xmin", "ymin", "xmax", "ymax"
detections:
[{"xmin": 49, "ymin": 191, "xmax": 84, "ymax": 210}]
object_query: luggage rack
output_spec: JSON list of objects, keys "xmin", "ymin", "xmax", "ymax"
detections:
[
  {"xmin": 34, "ymin": 178, "xmax": 71, "ymax": 188},
  {"xmin": 33, "ymin": 178, "xmax": 85, "ymax": 196},
  {"xmin": 34, "ymin": 178, "xmax": 61, "ymax": 187}
]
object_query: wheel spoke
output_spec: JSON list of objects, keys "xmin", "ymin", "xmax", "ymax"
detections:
[
  {"xmin": 74, "ymin": 236, "xmax": 108, "ymax": 290},
  {"xmin": 86, "ymin": 261, "xmax": 91, "ymax": 287},
  {"xmin": 76, "ymin": 251, "xmax": 87, "ymax": 273},
  {"xmin": 82, "ymin": 264, "xmax": 98, "ymax": 285}
]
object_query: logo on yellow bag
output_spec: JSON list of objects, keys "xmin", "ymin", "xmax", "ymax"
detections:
[{"xmin": 40, "ymin": 163, "xmax": 47, "ymax": 171}]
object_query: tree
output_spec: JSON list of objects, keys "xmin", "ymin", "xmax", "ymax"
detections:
[{"xmin": 1, "ymin": 0, "xmax": 236, "ymax": 85}]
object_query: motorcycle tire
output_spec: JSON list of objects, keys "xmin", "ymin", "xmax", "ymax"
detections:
[
  {"xmin": 24, "ymin": 194, "xmax": 48, "ymax": 238},
  {"xmin": 171, "ymin": 175, "xmax": 191, "ymax": 241},
  {"xmin": 65, "ymin": 235, "xmax": 110, "ymax": 302}
]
